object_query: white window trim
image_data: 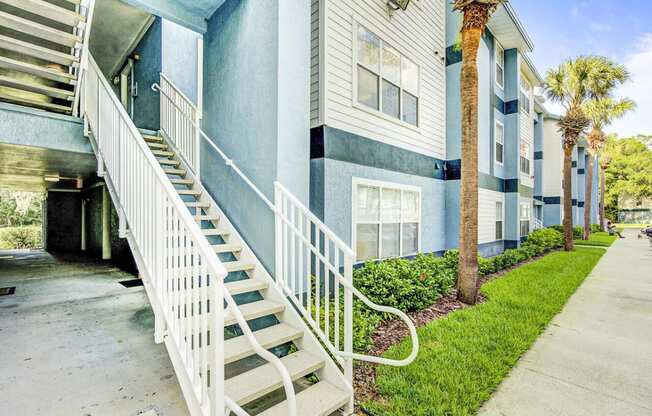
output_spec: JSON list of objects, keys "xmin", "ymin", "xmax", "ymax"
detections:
[
  {"xmin": 519, "ymin": 73, "xmax": 533, "ymax": 114},
  {"xmin": 520, "ymin": 142, "xmax": 531, "ymax": 174},
  {"xmin": 495, "ymin": 119, "xmax": 504, "ymax": 166},
  {"xmin": 351, "ymin": 177, "xmax": 422, "ymax": 263},
  {"xmin": 352, "ymin": 22, "xmax": 422, "ymax": 132},
  {"xmin": 495, "ymin": 42, "xmax": 504, "ymax": 90}
]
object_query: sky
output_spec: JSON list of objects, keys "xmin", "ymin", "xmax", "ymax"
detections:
[{"xmin": 509, "ymin": 0, "xmax": 652, "ymax": 137}]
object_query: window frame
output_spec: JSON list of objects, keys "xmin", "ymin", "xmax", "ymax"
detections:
[
  {"xmin": 495, "ymin": 119, "xmax": 504, "ymax": 165},
  {"xmin": 352, "ymin": 177, "xmax": 422, "ymax": 263},
  {"xmin": 353, "ymin": 23, "xmax": 421, "ymax": 130},
  {"xmin": 520, "ymin": 142, "xmax": 531, "ymax": 174},
  {"xmin": 495, "ymin": 201, "xmax": 504, "ymax": 240},
  {"xmin": 495, "ymin": 42, "xmax": 505, "ymax": 90},
  {"xmin": 519, "ymin": 74, "xmax": 532, "ymax": 115},
  {"xmin": 520, "ymin": 201, "xmax": 531, "ymax": 237}
]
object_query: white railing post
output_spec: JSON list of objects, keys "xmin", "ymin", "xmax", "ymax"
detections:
[
  {"xmin": 343, "ymin": 254, "xmax": 354, "ymax": 412},
  {"xmin": 211, "ymin": 273, "xmax": 226, "ymax": 416},
  {"xmin": 274, "ymin": 184, "xmax": 284, "ymax": 289},
  {"xmin": 194, "ymin": 110, "xmax": 201, "ymax": 184}
]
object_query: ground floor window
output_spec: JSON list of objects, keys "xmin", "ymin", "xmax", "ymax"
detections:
[
  {"xmin": 520, "ymin": 202, "xmax": 531, "ymax": 236},
  {"xmin": 495, "ymin": 201, "xmax": 504, "ymax": 240},
  {"xmin": 353, "ymin": 179, "xmax": 421, "ymax": 262}
]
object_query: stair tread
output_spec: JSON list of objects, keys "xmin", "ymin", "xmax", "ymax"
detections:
[
  {"xmin": 225, "ymin": 351, "xmax": 325, "ymax": 406},
  {"xmin": 0, "ymin": 34, "xmax": 79, "ymax": 66},
  {"xmin": 212, "ymin": 243, "xmax": 242, "ymax": 254},
  {"xmin": 258, "ymin": 381, "xmax": 350, "ymax": 416},
  {"xmin": 201, "ymin": 228, "xmax": 228, "ymax": 236},
  {"xmin": 177, "ymin": 189, "xmax": 201, "ymax": 196},
  {"xmin": 185, "ymin": 201, "xmax": 209, "ymax": 208},
  {"xmin": 194, "ymin": 214, "xmax": 219, "ymax": 221},
  {"xmin": 224, "ymin": 261, "xmax": 255, "ymax": 273},
  {"xmin": 224, "ymin": 323, "xmax": 302, "ymax": 364},
  {"xmin": 151, "ymin": 149, "xmax": 173, "ymax": 157},
  {"xmin": 224, "ymin": 299, "xmax": 284, "ymax": 327},
  {"xmin": 158, "ymin": 159, "xmax": 180, "ymax": 166},
  {"xmin": 143, "ymin": 134, "xmax": 163, "ymax": 142},
  {"xmin": 0, "ymin": 11, "xmax": 81, "ymax": 47},
  {"xmin": 163, "ymin": 168, "xmax": 185, "ymax": 176},
  {"xmin": 148, "ymin": 142, "xmax": 167, "ymax": 149},
  {"xmin": 0, "ymin": 74, "xmax": 73, "ymax": 99},
  {"xmin": 224, "ymin": 278, "xmax": 268, "ymax": 296},
  {"xmin": 0, "ymin": 0, "xmax": 85, "ymax": 27},
  {"xmin": 0, "ymin": 91, "xmax": 71, "ymax": 113},
  {"xmin": 170, "ymin": 178, "xmax": 193, "ymax": 185},
  {"xmin": 0, "ymin": 55, "xmax": 75, "ymax": 84}
]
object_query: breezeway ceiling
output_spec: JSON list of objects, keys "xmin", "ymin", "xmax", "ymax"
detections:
[{"xmin": 181, "ymin": 0, "xmax": 227, "ymax": 19}]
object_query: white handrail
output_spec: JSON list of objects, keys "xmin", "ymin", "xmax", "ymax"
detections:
[
  {"xmin": 152, "ymin": 76, "xmax": 420, "ymax": 384},
  {"xmin": 82, "ymin": 55, "xmax": 295, "ymax": 416},
  {"xmin": 72, "ymin": 0, "xmax": 96, "ymax": 117}
]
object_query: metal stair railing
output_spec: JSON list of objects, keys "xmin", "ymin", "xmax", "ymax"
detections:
[{"xmin": 81, "ymin": 53, "xmax": 296, "ymax": 416}]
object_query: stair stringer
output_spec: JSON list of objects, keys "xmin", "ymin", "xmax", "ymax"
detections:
[
  {"xmin": 160, "ymin": 130, "xmax": 355, "ymax": 412},
  {"xmin": 85, "ymin": 129, "xmax": 205, "ymax": 416}
]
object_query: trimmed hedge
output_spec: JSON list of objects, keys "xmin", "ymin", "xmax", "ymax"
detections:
[{"xmin": 0, "ymin": 226, "xmax": 42, "ymax": 249}]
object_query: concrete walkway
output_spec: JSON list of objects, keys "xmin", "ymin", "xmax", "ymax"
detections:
[
  {"xmin": 479, "ymin": 229, "xmax": 652, "ymax": 416},
  {"xmin": 0, "ymin": 250, "xmax": 188, "ymax": 416}
]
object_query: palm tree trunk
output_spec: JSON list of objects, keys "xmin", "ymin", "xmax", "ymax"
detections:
[
  {"xmin": 583, "ymin": 154, "xmax": 595, "ymax": 240},
  {"xmin": 600, "ymin": 166, "xmax": 606, "ymax": 230},
  {"xmin": 457, "ymin": 24, "xmax": 482, "ymax": 305},
  {"xmin": 563, "ymin": 145, "xmax": 574, "ymax": 251}
]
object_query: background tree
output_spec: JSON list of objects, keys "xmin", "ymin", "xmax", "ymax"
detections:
[
  {"xmin": 545, "ymin": 56, "xmax": 629, "ymax": 250},
  {"xmin": 0, "ymin": 191, "xmax": 43, "ymax": 227},
  {"xmin": 452, "ymin": 0, "xmax": 504, "ymax": 305},
  {"xmin": 602, "ymin": 137, "xmax": 652, "ymax": 221},
  {"xmin": 582, "ymin": 98, "xmax": 635, "ymax": 238}
]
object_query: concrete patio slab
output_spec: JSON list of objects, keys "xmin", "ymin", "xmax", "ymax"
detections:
[
  {"xmin": 0, "ymin": 250, "xmax": 189, "ymax": 416},
  {"xmin": 479, "ymin": 230, "xmax": 652, "ymax": 416}
]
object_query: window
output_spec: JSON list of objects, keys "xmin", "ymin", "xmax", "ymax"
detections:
[
  {"xmin": 520, "ymin": 202, "xmax": 531, "ymax": 236},
  {"xmin": 354, "ymin": 180, "xmax": 421, "ymax": 262},
  {"xmin": 495, "ymin": 120, "xmax": 504, "ymax": 164},
  {"xmin": 520, "ymin": 142, "xmax": 531, "ymax": 174},
  {"xmin": 495, "ymin": 43, "xmax": 504, "ymax": 89},
  {"xmin": 356, "ymin": 25, "xmax": 420, "ymax": 126},
  {"xmin": 520, "ymin": 75, "xmax": 531, "ymax": 114},
  {"xmin": 495, "ymin": 202, "xmax": 504, "ymax": 240}
]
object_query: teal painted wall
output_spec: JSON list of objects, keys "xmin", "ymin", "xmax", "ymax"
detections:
[
  {"xmin": 133, "ymin": 17, "xmax": 162, "ymax": 130},
  {"xmin": 162, "ymin": 19, "xmax": 201, "ymax": 104}
]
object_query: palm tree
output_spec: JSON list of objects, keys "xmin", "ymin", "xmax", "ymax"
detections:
[
  {"xmin": 582, "ymin": 98, "xmax": 635, "ymax": 239},
  {"xmin": 452, "ymin": 0, "xmax": 504, "ymax": 305},
  {"xmin": 545, "ymin": 56, "xmax": 629, "ymax": 251}
]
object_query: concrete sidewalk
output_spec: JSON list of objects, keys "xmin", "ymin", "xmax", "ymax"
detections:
[{"xmin": 479, "ymin": 229, "xmax": 652, "ymax": 416}]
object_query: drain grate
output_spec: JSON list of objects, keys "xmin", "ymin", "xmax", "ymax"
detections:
[
  {"xmin": 0, "ymin": 287, "xmax": 16, "ymax": 296},
  {"xmin": 119, "ymin": 279, "xmax": 144, "ymax": 288}
]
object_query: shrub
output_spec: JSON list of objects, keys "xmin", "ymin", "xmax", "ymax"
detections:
[
  {"xmin": 573, "ymin": 226, "xmax": 584, "ymax": 239},
  {"xmin": 590, "ymin": 223, "xmax": 602, "ymax": 233},
  {"xmin": 0, "ymin": 226, "xmax": 41, "ymax": 249}
]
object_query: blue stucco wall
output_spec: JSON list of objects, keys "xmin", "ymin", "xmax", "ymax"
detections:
[
  {"xmin": 162, "ymin": 19, "xmax": 201, "ymax": 104},
  {"xmin": 200, "ymin": 0, "xmax": 310, "ymax": 273},
  {"xmin": 133, "ymin": 17, "xmax": 162, "ymax": 131},
  {"xmin": 0, "ymin": 103, "xmax": 88, "ymax": 153},
  {"xmin": 543, "ymin": 203, "xmax": 561, "ymax": 227}
]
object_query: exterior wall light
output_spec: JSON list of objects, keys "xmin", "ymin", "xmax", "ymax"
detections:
[{"xmin": 387, "ymin": 0, "xmax": 412, "ymax": 16}]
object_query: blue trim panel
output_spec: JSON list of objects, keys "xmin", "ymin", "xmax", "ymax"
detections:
[
  {"xmin": 578, "ymin": 201, "xmax": 585, "ymax": 208},
  {"xmin": 505, "ymin": 179, "xmax": 519, "ymax": 193},
  {"xmin": 572, "ymin": 199, "xmax": 578, "ymax": 206},
  {"xmin": 544, "ymin": 197, "xmax": 561, "ymax": 204},
  {"xmin": 534, "ymin": 195, "xmax": 543, "ymax": 202},
  {"xmin": 578, "ymin": 168, "xmax": 585, "ymax": 174},
  {"xmin": 505, "ymin": 100, "xmax": 519, "ymax": 114},
  {"xmin": 446, "ymin": 45, "xmax": 462, "ymax": 66},
  {"xmin": 572, "ymin": 161, "xmax": 578, "ymax": 168},
  {"xmin": 534, "ymin": 151, "xmax": 543, "ymax": 160},
  {"xmin": 504, "ymin": 240, "xmax": 519, "ymax": 249}
]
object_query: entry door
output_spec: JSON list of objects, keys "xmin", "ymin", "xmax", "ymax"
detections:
[{"xmin": 119, "ymin": 59, "xmax": 135, "ymax": 119}]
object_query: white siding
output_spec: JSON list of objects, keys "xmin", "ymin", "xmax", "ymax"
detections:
[
  {"xmin": 314, "ymin": 0, "xmax": 446, "ymax": 158},
  {"xmin": 519, "ymin": 70, "xmax": 534, "ymax": 188},
  {"xmin": 543, "ymin": 118, "xmax": 563, "ymax": 197},
  {"xmin": 478, "ymin": 188, "xmax": 505, "ymax": 244},
  {"xmin": 310, "ymin": 0, "xmax": 321, "ymax": 126}
]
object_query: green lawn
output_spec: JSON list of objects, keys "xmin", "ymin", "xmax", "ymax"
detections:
[
  {"xmin": 364, "ymin": 247, "xmax": 605, "ymax": 416},
  {"xmin": 574, "ymin": 231, "xmax": 618, "ymax": 247}
]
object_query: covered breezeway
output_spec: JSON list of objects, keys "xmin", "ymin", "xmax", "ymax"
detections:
[{"xmin": 0, "ymin": 250, "xmax": 189, "ymax": 415}]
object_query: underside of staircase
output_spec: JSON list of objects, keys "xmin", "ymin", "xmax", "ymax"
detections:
[
  {"xmin": 0, "ymin": 0, "xmax": 90, "ymax": 114},
  {"xmin": 139, "ymin": 130, "xmax": 352, "ymax": 415}
]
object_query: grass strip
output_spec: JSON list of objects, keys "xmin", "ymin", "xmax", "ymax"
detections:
[{"xmin": 365, "ymin": 247, "xmax": 605, "ymax": 416}]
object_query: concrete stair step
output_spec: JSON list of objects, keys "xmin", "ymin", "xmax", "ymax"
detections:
[
  {"xmin": 147, "ymin": 142, "xmax": 167, "ymax": 150},
  {"xmin": 224, "ymin": 261, "xmax": 255, "ymax": 273},
  {"xmin": 212, "ymin": 243, "xmax": 242, "ymax": 254},
  {"xmin": 0, "ymin": 34, "xmax": 79, "ymax": 66},
  {"xmin": 151, "ymin": 149, "xmax": 173, "ymax": 157},
  {"xmin": 143, "ymin": 134, "xmax": 163, "ymax": 143},
  {"xmin": 185, "ymin": 201, "xmax": 209, "ymax": 209},
  {"xmin": 224, "ymin": 323, "xmax": 302, "ymax": 364},
  {"xmin": 0, "ymin": 0, "xmax": 85, "ymax": 27},
  {"xmin": 170, "ymin": 178, "xmax": 194, "ymax": 186},
  {"xmin": 201, "ymin": 228, "xmax": 228, "ymax": 236},
  {"xmin": 163, "ymin": 167, "xmax": 186, "ymax": 176},
  {"xmin": 258, "ymin": 381, "xmax": 351, "ymax": 416},
  {"xmin": 194, "ymin": 214, "xmax": 219, "ymax": 222},
  {"xmin": 0, "ymin": 55, "xmax": 75, "ymax": 84},
  {"xmin": 0, "ymin": 90, "xmax": 71, "ymax": 113},
  {"xmin": 177, "ymin": 189, "xmax": 201, "ymax": 196},
  {"xmin": 224, "ymin": 299, "xmax": 284, "ymax": 327},
  {"xmin": 158, "ymin": 159, "xmax": 180, "ymax": 167},
  {"xmin": 0, "ymin": 11, "xmax": 81, "ymax": 47},
  {"xmin": 225, "ymin": 351, "xmax": 324, "ymax": 407},
  {"xmin": 224, "ymin": 278, "xmax": 268, "ymax": 296},
  {"xmin": 0, "ymin": 75, "xmax": 73, "ymax": 100}
]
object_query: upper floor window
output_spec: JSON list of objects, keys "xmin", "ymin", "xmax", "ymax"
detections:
[
  {"xmin": 495, "ymin": 120, "xmax": 504, "ymax": 165},
  {"xmin": 354, "ymin": 179, "xmax": 421, "ymax": 262},
  {"xmin": 495, "ymin": 43, "xmax": 504, "ymax": 89},
  {"xmin": 520, "ymin": 75, "xmax": 531, "ymax": 114},
  {"xmin": 356, "ymin": 25, "xmax": 420, "ymax": 127},
  {"xmin": 520, "ymin": 142, "xmax": 531, "ymax": 174}
]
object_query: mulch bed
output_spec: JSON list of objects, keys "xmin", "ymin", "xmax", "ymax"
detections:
[{"xmin": 352, "ymin": 252, "xmax": 554, "ymax": 411}]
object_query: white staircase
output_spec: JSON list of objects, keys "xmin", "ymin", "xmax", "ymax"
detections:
[
  {"xmin": 80, "ymin": 25, "xmax": 418, "ymax": 416},
  {"xmin": 0, "ymin": 0, "xmax": 94, "ymax": 114}
]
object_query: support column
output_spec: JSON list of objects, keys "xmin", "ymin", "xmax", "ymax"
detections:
[
  {"xmin": 102, "ymin": 186, "xmax": 111, "ymax": 260},
  {"xmin": 81, "ymin": 199, "xmax": 87, "ymax": 251}
]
